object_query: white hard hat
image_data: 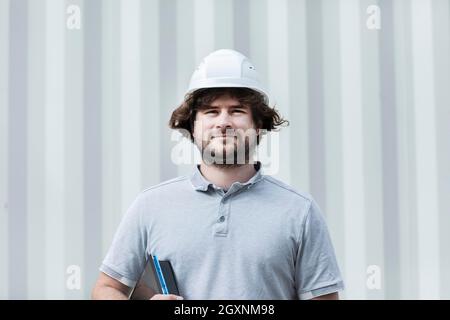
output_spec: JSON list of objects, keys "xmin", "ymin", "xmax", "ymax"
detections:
[{"xmin": 186, "ymin": 49, "xmax": 269, "ymax": 101}]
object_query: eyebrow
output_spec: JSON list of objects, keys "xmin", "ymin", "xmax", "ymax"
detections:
[{"xmin": 198, "ymin": 104, "xmax": 247, "ymax": 110}]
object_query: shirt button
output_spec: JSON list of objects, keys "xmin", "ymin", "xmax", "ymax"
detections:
[{"xmin": 218, "ymin": 216, "xmax": 225, "ymax": 223}]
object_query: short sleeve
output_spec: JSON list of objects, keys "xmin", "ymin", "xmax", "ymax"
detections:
[
  {"xmin": 295, "ymin": 198, "xmax": 345, "ymax": 299},
  {"xmin": 99, "ymin": 193, "xmax": 148, "ymax": 288}
]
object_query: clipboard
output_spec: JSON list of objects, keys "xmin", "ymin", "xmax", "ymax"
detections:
[{"xmin": 129, "ymin": 255, "xmax": 179, "ymax": 299}]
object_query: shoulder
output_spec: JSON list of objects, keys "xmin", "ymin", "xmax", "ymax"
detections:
[
  {"xmin": 139, "ymin": 175, "xmax": 191, "ymax": 199},
  {"xmin": 262, "ymin": 175, "xmax": 313, "ymax": 205},
  {"xmin": 259, "ymin": 175, "xmax": 318, "ymax": 221}
]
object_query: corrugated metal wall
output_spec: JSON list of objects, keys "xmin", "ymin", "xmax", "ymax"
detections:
[{"xmin": 0, "ymin": 0, "xmax": 449, "ymax": 299}]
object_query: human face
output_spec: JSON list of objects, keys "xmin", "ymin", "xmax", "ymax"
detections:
[{"xmin": 192, "ymin": 94, "xmax": 259, "ymax": 167}]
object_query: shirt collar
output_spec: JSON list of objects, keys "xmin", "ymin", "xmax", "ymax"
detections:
[{"xmin": 190, "ymin": 161, "xmax": 264, "ymax": 193}]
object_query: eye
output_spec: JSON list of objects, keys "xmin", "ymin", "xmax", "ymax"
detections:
[
  {"xmin": 204, "ymin": 110, "xmax": 218, "ymax": 114},
  {"xmin": 232, "ymin": 110, "xmax": 245, "ymax": 113}
]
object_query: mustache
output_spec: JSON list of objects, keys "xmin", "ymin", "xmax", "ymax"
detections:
[
  {"xmin": 200, "ymin": 128, "xmax": 260, "ymax": 144},
  {"xmin": 207, "ymin": 129, "xmax": 241, "ymax": 140},
  {"xmin": 210, "ymin": 134, "xmax": 236, "ymax": 139},
  {"xmin": 211, "ymin": 129, "xmax": 235, "ymax": 134}
]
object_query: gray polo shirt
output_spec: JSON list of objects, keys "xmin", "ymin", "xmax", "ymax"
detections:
[{"xmin": 99, "ymin": 163, "xmax": 344, "ymax": 299}]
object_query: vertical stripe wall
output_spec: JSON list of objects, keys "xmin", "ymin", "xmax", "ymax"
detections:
[
  {"xmin": 65, "ymin": 0, "xmax": 84, "ymax": 300},
  {"xmin": 340, "ymin": 0, "xmax": 366, "ymax": 299},
  {"xmin": 0, "ymin": 0, "xmax": 10, "ymax": 300},
  {"xmin": 44, "ymin": 0, "xmax": 66, "ymax": 299},
  {"xmin": 434, "ymin": 0, "xmax": 450, "ymax": 300},
  {"xmin": 0, "ymin": 0, "xmax": 449, "ymax": 299},
  {"xmin": 394, "ymin": 0, "xmax": 419, "ymax": 299},
  {"xmin": 411, "ymin": 0, "xmax": 440, "ymax": 299},
  {"xmin": 28, "ymin": 0, "xmax": 46, "ymax": 299}
]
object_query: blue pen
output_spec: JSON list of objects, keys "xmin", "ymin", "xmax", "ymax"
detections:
[{"xmin": 152, "ymin": 255, "xmax": 169, "ymax": 295}]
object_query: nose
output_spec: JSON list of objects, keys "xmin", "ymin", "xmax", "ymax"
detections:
[{"xmin": 215, "ymin": 110, "xmax": 233, "ymax": 130}]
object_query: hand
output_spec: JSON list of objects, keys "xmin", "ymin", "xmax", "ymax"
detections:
[{"xmin": 150, "ymin": 294, "xmax": 184, "ymax": 300}]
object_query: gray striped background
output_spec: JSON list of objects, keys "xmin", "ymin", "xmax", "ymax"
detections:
[{"xmin": 0, "ymin": 0, "xmax": 449, "ymax": 299}]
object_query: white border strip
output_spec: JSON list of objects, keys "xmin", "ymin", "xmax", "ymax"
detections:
[
  {"xmin": 120, "ymin": 0, "xmax": 142, "ymax": 214},
  {"xmin": 339, "ymin": 0, "xmax": 367, "ymax": 299},
  {"xmin": 45, "ymin": 0, "xmax": 66, "ymax": 299},
  {"xmin": 411, "ymin": 0, "xmax": 440, "ymax": 299}
]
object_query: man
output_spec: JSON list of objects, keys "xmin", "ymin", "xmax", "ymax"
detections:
[{"xmin": 92, "ymin": 49, "xmax": 344, "ymax": 300}]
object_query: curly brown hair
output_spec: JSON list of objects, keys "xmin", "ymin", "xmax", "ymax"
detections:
[{"xmin": 168, "ymin": 87, "xmax": 289, "ymax": 144}]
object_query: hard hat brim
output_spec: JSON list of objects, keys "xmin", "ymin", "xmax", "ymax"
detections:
[{"xmin": 187, "ymin": 78, "xmax": 269, "ymax": 102}]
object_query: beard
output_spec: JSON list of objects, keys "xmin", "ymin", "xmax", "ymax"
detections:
[{"xmin": 196, "ymin": 134, "xmax": 257, "ymax": 168}]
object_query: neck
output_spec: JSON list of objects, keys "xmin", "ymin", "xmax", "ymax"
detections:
[{"xmin": 199, "ymin": 162, "xmax": 257, "ymax": 191}]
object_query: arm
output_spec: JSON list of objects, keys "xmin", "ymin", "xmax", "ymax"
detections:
[
  {"xmin": 91, "ymin": 272, "xmax": 183, "ymax": 300},
  {"xmin": 94, "ymin": 194, "xmax": 183, "ymax": 300},
  {"xmin": 91, "ymin": 272, "xmax": 132, "ymax": 300},
  {"xmin": 295, "ymin": 199, "xmax": 344, "ymax": 301}
]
